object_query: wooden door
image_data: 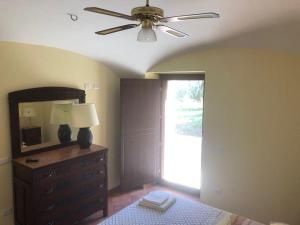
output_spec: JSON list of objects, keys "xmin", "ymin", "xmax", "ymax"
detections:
[{"xmin": 121, "ymin": 79, "xmax": 162, "ymax": 191}]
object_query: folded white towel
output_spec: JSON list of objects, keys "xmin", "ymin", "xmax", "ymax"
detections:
[
  {"xmin": 142, "ymin": 191, "xmax": 170, "ymax": 206},
  {"xmin": 139, "ymin": 196, "xmax": 176, "ymax": 212}
]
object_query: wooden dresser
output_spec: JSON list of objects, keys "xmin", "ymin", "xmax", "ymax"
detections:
[{"xmin": 13, "ymin": 144, "xmax": 108, "ymax": 225}]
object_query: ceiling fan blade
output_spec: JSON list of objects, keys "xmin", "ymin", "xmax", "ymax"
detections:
[
  {"xmin": 84, "ymin": 7, "xmax": 137, "ymax": 21},
  {"xmin": 160, "ymin": 12, "xmax": 220, "ymax": 23},
  {"xmin": 156, "ymin": 25, "xmax": 189, "ymax": 38},
  {"xmin": 95, "ymin": 24, "xmax": 139, "ymax": 35}
]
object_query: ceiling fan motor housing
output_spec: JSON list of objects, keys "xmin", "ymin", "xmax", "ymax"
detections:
[{"xmin": 131, "ymin": 6, "xmax": 164, "ymax": 18}]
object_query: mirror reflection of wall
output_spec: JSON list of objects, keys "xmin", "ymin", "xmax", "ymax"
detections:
[{"xmin": 19, "ymin": 99, "xmax": 79, "ymax": 152}]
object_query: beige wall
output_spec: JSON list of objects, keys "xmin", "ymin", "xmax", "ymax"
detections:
[
  {"xmin": 149, "ymin": 48, "xmax": 300, "ymax": 225},
  {"xmin": 0, "ymin": 42, "xmax": 120, "ymax": 225}
]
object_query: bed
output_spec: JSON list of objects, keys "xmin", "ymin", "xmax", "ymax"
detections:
[{"xmin": 99, "ymin": 192, "xmax": 264, "ymax": 225}]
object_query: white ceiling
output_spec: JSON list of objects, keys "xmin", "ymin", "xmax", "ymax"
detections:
[{"xmin": 0, "ymin": 0, "xmax": 299, "ymax": 76}]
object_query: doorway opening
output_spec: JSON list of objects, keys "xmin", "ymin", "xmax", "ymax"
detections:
[{"xmin": 162, "ymin": 79, "xmax": 204, "ymax": 190}]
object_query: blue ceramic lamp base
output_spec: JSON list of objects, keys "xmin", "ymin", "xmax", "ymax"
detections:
[
  {"xmin": 58, "ymin": 124, "xmax": 71, "ymax": 143},
  {"xmin": 77, "ymin": 128, "xmax": 93, "ymax": 149}
]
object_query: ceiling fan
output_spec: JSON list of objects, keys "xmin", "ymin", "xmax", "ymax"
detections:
[{"xmin": 84, "ymin": 0, "xmax": 220, "ymax": 42}]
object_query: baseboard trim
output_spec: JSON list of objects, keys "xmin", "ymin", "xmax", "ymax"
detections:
[
  {"xmin": 0, "ymin": 157, "xmax": 10, "ymax": 166},
  {"xmin": 108, "ymin": 181, "xmax": 200, "ymax": 197},
  {"xmin": 108, "ymin": 185, "xmax": 121, "ymax": 195},
  {"xmin": 159, "ymin": 180, "xmax": 200, "ymax": 197}
]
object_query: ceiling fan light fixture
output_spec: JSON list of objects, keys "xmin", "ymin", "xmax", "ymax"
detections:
[
  {"xmin": 85, "ymin": 0, "xmax": 220, "ymax": 42},
  {"xmin": 137, "ymin": 27, "xmax": 157, "ymax": 42}
]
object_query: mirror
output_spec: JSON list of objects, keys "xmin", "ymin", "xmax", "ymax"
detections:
[
  {"xmin": 19, "ymin": 100, "xmax": 79, "ymax": 152},
  {"xmin": 9, "ymin": 87, "xmax": 85, "ymax": 158}
]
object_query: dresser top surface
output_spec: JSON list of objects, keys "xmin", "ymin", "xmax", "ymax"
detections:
[{"xmin": 13, "ymin": 144, "xmax": 107, "ymax": 169}]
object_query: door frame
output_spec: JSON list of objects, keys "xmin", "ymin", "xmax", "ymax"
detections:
[{"xmin": 158, "ymin": 73, "xmax": 205, "ymax": 196}]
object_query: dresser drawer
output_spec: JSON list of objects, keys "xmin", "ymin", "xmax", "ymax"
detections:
[
  {"xmin": 38, "ymin": 211, "xmax": 73, "ymax": 225},
  {"xmin": 38, "ymin": 174, "xmax": 105, "ymax": 198},
  {"xmin": 71, "ymin": 152, "xmax": 106, "ymax": 171},
  {"xmin": 81, "ymin": 192, "xmax": 106, "ymax": 209},
  {"xmin": 39, "ymin": 178, "xmax": 105, "ymax": 211},
  {"xmin": 37, "ymin": 160, "xmax": 106, "ymax": 205},
  {"xmin": 40, "ymin": 198, "xmax": 71, "ymax": 217},
  {"xmin": 76, "ymin": 178, "xmax": 106, "ymax": 199},
  {"xmin": 35, "ymin": 164, "xmax": 71, "ymax": 183},
  {"xmin": 36, "ymin": 159, "xmax": 105, "ymax": 189},
  {"xmin": 37, "ymin": 160, "xmax": 105, "ymax": 211},
  {"xmin": 75, "ymin": 163, "xmax": 106, "ymax": 183},
  {"xmin": 39, "ymin": 188, "xmax": 105, "ymax": 224},
  {"xmin": 38, "ymin": 178, "xmax": 72, "ymax": 198},
  {"xmin": 73, "ymin": 193, "xmax": 106, "ymax": 221}
]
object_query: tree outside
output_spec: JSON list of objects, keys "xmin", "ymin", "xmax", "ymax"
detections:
[{"xmin": 174, "ymin": 80, "xmax": 204, "ymax": 137}]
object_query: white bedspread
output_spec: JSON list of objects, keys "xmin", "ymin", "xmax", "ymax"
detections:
[{"xmin": 99, "ymin": 193, "xmax": 223, "ymax": 225}]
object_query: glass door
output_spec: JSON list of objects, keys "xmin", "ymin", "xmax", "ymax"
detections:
[{"xmin": 162, "ymin": 80, "xmax": 204, "ymax": 189}]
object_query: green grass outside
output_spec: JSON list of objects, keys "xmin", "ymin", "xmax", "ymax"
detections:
[{"xmin": 176, "ymin": 108, "xmax": 203, "ymax": 137}]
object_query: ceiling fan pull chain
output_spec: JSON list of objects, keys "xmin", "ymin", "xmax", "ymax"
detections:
[{"xmin": 67, "ymin": 13, "xmax": 78, "ymax": 21}]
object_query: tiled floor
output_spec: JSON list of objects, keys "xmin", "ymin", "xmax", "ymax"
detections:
[{"xmin": 80, "ymin": 184, "xmax": 199, "ymax": 225}]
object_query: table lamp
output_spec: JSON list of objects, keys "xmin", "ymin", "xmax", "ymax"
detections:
[
  {"xmin": 50, "ymin": 102, "xmax": 72, "ymax": 144},
  {"xmin": 71, "ymin": 103, "xmax": 99, "ymax": 149}
]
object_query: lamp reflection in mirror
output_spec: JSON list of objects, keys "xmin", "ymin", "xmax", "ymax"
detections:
[
  {"xmin": 23, "ymin": 107, "xmax": 36, "ymax": 127},
  {"xmin": 50, "ymin": 102, "xmax": 72, "ymax": 144},
  {"xmin": 71, "ymin": 103, "xmax": 99, "ymax": 149}
]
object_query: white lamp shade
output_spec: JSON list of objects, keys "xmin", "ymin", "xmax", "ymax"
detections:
[
  {"xmin": 50, "ymin": 103, "xmax": 72, "ymax": 125},
  {"xmin": 137, "ymin": 27, "xmax": 157, "ymax": 42},
  {"xmin": 71, "ymin": 103, "xmax": 99, "ymax": 128},
  {"xmin": 23, "ymin": 107, "xmax": 36, "ymax": 117}
]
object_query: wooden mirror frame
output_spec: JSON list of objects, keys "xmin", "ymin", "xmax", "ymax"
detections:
[{"xmin": 8, "ymin": 87, "xmax": 85, "ymax": 158}]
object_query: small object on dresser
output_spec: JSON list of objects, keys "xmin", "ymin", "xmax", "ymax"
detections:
[
  {"xmin": 25, "ymin": 157, "xmax": 39, "ymax": 163},
  {"xmin": 71, "ymin": 103, "xmax": 99, "ymax": 149}
]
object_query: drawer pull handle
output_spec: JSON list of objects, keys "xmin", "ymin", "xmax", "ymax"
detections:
[
  {"xmin": 100, "ymin": 157, "xmax": 104, "ymax": 161},
  {"xmin": 83, "ymin": 170, "xmax": 103, "ymax": 180},
  {"xmin": 57, "ymin": 180, "xmax": 70, "ymax": 189},
  {"xmin": 48, "ymin": 171, "xmax": 56, "ymax": 178},
  {"xmin": 46, "ymin": 188, "xmax": 55, "ymax": 195},
  {"xmin": 83, "ymin": 173, "xmax": 93, "ymax": 180},
  {"xmin": 48, "ymin": 221, "xmax": 55, "ymax": 225},
  {"xmin": 99, "ymin": 184, "xmax": 104, "ymax": 188},
  {"xmin": 46, "ymin": 204, "xmax": 55, "ymax": 211}
]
